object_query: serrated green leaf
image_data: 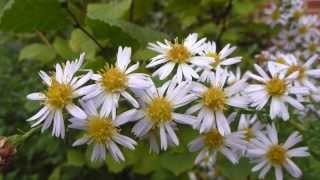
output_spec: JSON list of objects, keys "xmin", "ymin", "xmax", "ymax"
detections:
[
  {"xmin": 19, "ymin": 43, "xmax": 56, "ymax": 62},
  {"xmin": 0, "ymin": 0, "xmax": 68, "ymax": 33},
  {"xmin": 67, "ymin": 149, "xmax": 85, "ymax": 167},
  {"xmin": 86, "ymin": 3, "xmax": 168, "ymax": 46}
]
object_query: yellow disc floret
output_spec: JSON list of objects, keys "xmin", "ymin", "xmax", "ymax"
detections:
[
  {"xmin": 244, "ymin": 127, "xmax": 254, "ymax": 141},
  {"xmin": 147, "ymin": 97, "xmax": 172, "ymax": 126},
  {"xmin": 100, "ymin": 66, "xmax": 128, "ymax": 92},
  {"xmin": 287, "ymin": 65, "xmax": 305, "ymax": 80},
  {"xmin": 87, "ymin": 116, "xmax": 118, "ymax": 144},
  {"xmin": 204, "ymin": 129, "xmax": 224, "ymax": 149},
  {"xmin": 265, "ymin": 78, "xmax": 287, "ymax": 96},
  {"xmin": 167, "ymin": 43, "xmax": 191, "ymax": 64},
  {"xmin": 46, "ymin": 79, "xmax": 73, "ymax": 109},
  {"xmin": 266, "ymin": 145, "xmax": 287, "ymax": 165},
  {"xmin": 207, "ymin": 52, "xmax": 221, "ymax": 68},
  {"xmin": 202, "ymin": 87, "xmax": 226, "ymax": 111}
]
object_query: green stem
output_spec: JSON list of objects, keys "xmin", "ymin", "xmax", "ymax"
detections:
[
  {"xmin": 288, "ymin": 120, "xmax": 305, "ymax": 132},
  {"xmin": 8, "ymin": 126, "xmax": 40, "ymax": 146}
]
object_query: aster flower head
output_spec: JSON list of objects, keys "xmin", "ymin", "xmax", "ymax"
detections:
[
  {"xmin": 188, "ymin": 126, "xmax": 247, "ymax": 165},
  {"xmin": 264, "ymin": 3, "xmax": 288, "ymax": 27},
  {"xmin": 238, "ymin": 114, "xmax": 265, "ymax": 142},
  {"xmin": 247, "ymin": 124, "xmax": 309, "ymax": 180},
  {"xmin": 187, "ymin": 67, "xmax": 248, "ymax": 134},
  {"xmin": 82, "ymin": 46, "xmax": 152, "ymax": 119},
  {"xmin": 131, "ymin": 79, "xmax": 197, "ymax": 153},
  {"xmin": 273, "ymin": 54, "xmax": 320, "ymax": 92},
  {"xmin": 147, "ymin": 33, "xmax": 212, "ymax": 82},
  {"xmin": 198, "ymin": 41, "xmax": 242, "ymax": 83},
  {"xmin": 26, "ymin": 53, "xmax": 92, "ymax": 138},
  {"xmin": 69, "ymin": 100, "xmax": 139, "ymax": 162},
  {"xmin": 245, "ymin": 63, "xmax": 308, "ymax": 120}
]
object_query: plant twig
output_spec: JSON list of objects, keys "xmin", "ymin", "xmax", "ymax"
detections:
[
  {"xmin": 35, "ymin": 30, "xmax": 52, "ymax": 48},
  {"xmin": 129, "ymin": 0, "xmax": 135, "ymax": 22},
  {"xmin": 61, "ymin": 2, "xmax": 109, "ymax": 58},
  {"xmin": 216, "ymin": 0, "xmax": 234, "ymax": 47}
]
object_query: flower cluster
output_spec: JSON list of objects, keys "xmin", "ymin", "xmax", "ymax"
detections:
[
  {"xmin": 26, "ymin": 32, "xmax": 313, "ymax": 180},
  {"xmin": 258, "ymin": 0, "xmax": 320, "ymax": 118}
]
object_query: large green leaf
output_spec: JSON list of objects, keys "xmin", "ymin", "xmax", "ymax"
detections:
[
  {"xmin": 69, "ymin": 29, "xmax": 98, "ymax": 59},
  {"xmin": 0, "ymin": 0, "xmax": 68, "ymax": 33},
  {"xmin": 86, "ymin": 2, "xmax": 167, "ymax": 47},
  {"xmin": 19, "ymin": 43, "xmax": 56, "ymax": 62}
]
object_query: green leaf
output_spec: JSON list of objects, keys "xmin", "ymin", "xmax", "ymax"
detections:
[
  {"xmin": 69, "ymin": 29, "xmax": 98, "ymax": 59},
  {"xmin": 0, "ymin": 0, "xmax": 68, "ymax": 33},
  {"xmin": 105, "ymin": 155, "xmax": 126, "ymax": 173},
  {"xmin": 19, "ymin": 43, "xmax": 56, "ymax": 62},
  {"xmin": 159, "ymin": 152, "xmax": 196, "ymax": 176},
  {"xmin": 88, "ymin": 0, "xmax": 132, "ymax": 20},
  {"xmin": 86, "ymin": 2, "xmax": 167, "ymax": 47},
  {"xmin": 67, "ymin": 150, "xmax": 85, "ymax": 167},
  {"xmin": 53, "ymin": 37, "xmax": 78, "ymax": 59},
  {"xmin": 48, "ymin": 166, "xmax": 61, "ymax": 180}
]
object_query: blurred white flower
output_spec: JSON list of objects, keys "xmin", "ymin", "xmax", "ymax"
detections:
[
  {"xmin": 188, "ymin": 127, "xmax": 246, "ymax": 165},
  {"xmin": 26, "ymin": 53, "xmax": 92, "ymax": 138},
  {"xmin": 69, "ymin": 100, "xmax": 138, "ymax": 162},
  {"xmin": 247, "ymin": 124, "xmax": 309, "ymax": 180},
  {"xmin": 245, "ymin": 63, "xmax": 308, "ymax": 120}
]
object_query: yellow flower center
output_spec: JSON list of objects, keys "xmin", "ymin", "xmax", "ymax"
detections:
[
  {"xmin": 271, "ymin": 10, "xmax": 280, "ymax": 20},
  {"xmin": 46, "ymin": 80, "xmax": 73, "ymax": 109},
  {"xmin": 292, "ymin": 10, "xmax": 302, "ymax": 20},
  {"xmin": 308, "ymin": 43, "xmax": 317, "ymax": 52},
  {"xmin": 244, "ymin": 127, "xmax": 254, "ymax": 141},
  {"xmin": 147, "ymin": 97, "xmax": 172, "ymax": 125},
  {"xmin": 265, "ymin": 78, "xmax": 287, "ymax": 96},
  {"xmin": 202, "ymin": 87, "xmax": 226, "ymax": 111},
  {"xmin": 100, "ymin": 67, "xmax": 128, "ymax": 92},
  {"xmin": 298, "ymin": 26, "xmax": 308, "ymax": 34},
  {"xmin": 287, "ymin": 65, "xmax": 305, "ymax": 80},
  {"xmin": 207, "ymin": 52, "xmax": 221, "ymax": 68},
  {"xmin": 204, "ymin": 129, "xmax": 224, "ymax": 149},
  {"xmin": 167, "ymin": 43, "xmax": 191, "ymax": 64},
  {"xmin": 87, "ymin": 116, "xmax": 118, "ymax": 144},
  {"xmin": 275, "ymin": 57, "xmax": 285, "ymax": 64},
  {"xmin": 266, "ymin": 145, "xmax": 287, "ymax": 165}
]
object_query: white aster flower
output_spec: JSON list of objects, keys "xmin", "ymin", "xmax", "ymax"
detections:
[
  {"xmin": 147, "ymin": 33, "xmax": 212, "ymax": 82},
  {"xmin": 264, "ymin": 3, "xmax": 288, "ymax": 27},
  {"xmin": 245, "ymin": 63, "xmax": 308, "ymax": 120},
  {"xmin": 131, "ymin": 79, "xmax": 197, "ymax": 153},
  {"xmin": 69, "ymin": 100, "xmax": 139, "ymax": 162},
  {"xmin": 82, "ymin": 46, "xmax": 152, "ymax": 119},
  {"xmin": 26, "ymin": 53, "xmax": 92, "ymax": 138},
  {"xmin": 188, "ymin": 127, "xmax": 246, "ymax": 165},
  {"xmin": 247, "ymin": 124, "xmax": 309, "ymax": 180},
  {"xmin": 273, "ymin": 54, "xmax": 320, "ymax": 92},
  {"xmin": 198, "ymin": 41, "xmax": 242, "ymax": 83},
  {"xmin": 187, "ymin": 68, "xmax": 248, "ymax": 134},
  {"xmin": 296, "ymin": 15, "xmax": 320, "ymax": 41},
  {"xmin": 303, "ymin": 37, "xmax": 320, "ymax": 58},
  {"xmin": 238, "ymin": 114, "xmax": 264, "ymax": 142}
]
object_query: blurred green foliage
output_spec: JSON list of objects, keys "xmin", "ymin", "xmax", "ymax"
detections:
[{"xmin": 0, "ymin": 0, "xmax": 319, "ymax": 179}]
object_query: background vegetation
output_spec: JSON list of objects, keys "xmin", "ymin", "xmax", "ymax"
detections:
[{"xmin": 0, "ymin": 0, "xmax": 320, "ymax": 179}]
